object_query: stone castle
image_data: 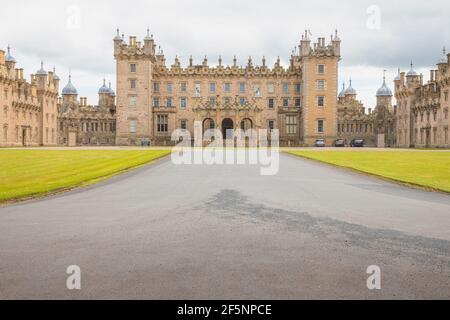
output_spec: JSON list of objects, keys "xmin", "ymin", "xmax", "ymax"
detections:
[{"xmin": 0, "ymin": 30, "xmax": 449, "ymax": 148}]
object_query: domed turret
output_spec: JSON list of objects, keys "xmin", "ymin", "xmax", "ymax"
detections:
[
  {"xmin": 98, "ymin": 79, "xmax": 110, "ymax": 94},
  {"xmin": 62, "ymin": 74, "xmax": 78, "ymax": 95},
  {"xmin": 5, "ymin": 45, "xmax": 16, "ymax": 63},
  {"xmin": 344, "ymin": 79, "xmax": 357, "ymax": 95},
  {"xmin": 53, "ymin": 67, "xmax": 60, "ymax": 81},
  {"xmin": 36, "ymin": 61, "xmax": 47, "ymax": 76},
  {"xmin": 438, "ymin": 47, "xmax": 447, "ymax": 65},
  {"xmin": 376, "ymin": 72, "xmax": 393, "ymax": 97},
  {"xmin": 338, "ymin": 82, "xmax": 346, "ymax": 98},
  {"xmin": 406, "ymin": 62, "xmax": 418, "ymax": 77},
  {"xmin": 108, "ymin": 81, "xmax": 115, "ymax": 97}
]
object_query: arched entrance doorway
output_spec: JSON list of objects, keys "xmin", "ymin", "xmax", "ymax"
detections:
[
  {"xmin": 240, "ymin": 118, "xmax": 253, "ymax": 131},
  {"xmin": 202, "ymin": 118, "xmax": 215, "ymax": 133},
  {"xmin": 222, "ymin": 118, "xmax": 234, "ymax": 140}
]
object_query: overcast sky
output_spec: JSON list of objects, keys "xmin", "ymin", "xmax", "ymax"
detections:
[{"xmin": 1, "ymin": 0, "xmax": 448, "ymax": 108}]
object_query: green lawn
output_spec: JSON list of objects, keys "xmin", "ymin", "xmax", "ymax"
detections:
[
  {"xmin": 287, "ymin": 150, "xmax": 450, "ymax": 193},
  {"xmin": 0, "ymin": 150, "xmax": 171, "ymax": 203}
]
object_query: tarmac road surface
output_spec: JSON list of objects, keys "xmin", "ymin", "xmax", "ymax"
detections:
[{"xmin": 0, "ymin": 152, "xmax": 449, "ymax": 299}]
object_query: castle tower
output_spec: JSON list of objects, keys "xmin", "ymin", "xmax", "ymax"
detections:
[
  {"xmin": 61, "ymin": 73, "xmax": 78, "ymax": 105},
  {"xmin": 376, "ymin": 71, "xmax": 393, "ymax": 109},
  {"xmin": 298, "ymin": 31, "xmax": 341, "ymax": 146},
  {"xmin": 114, "ymin": 29, "xmax": 155, "ymax": 145},
  {"xmin": 98, "ymin": 79, "xmax": 110, "ymax": 107},
  {"xmin": 4, "ymin": 45, "xmax": 16, "ymax": 79}
]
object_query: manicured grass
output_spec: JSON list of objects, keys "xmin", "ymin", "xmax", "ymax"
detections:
[
  {"xmin": 0, "ymin": 150, "xmax": 171, "ymax": 203},
  {"xmin": 287, "ymin": 150, "xmax": 450, "ymax": 193}
]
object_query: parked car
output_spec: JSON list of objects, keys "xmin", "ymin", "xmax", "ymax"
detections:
[
  {"xmin": 334, "ymin": 139, "xmax": 345, "ymax": 147},
  {"xmin": 314, "ymin": 139, "xmax": 326, "ymax": 147},
  {"xmin": 350, "ymin": 139, "xmax": 364, "ymax": 147}
]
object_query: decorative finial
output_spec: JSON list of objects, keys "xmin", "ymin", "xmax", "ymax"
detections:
[
  {"xmin": 116, "ymin": 28, "xmax": 120, "ymax": 37},
  {"xmin": 7, "ymin": 44, "xmax": 11, "ymax": 54},
  {"xmin": 109, "ymin": 81, "xmax": 112, "ymax": 88},
  {"xmin": 147, "ymin": 27, "xmax": 150, "ymax": 37},
  {"xmin": 121, "ymin": 33, "xmax": 124, "ymax": 40},
  {"xmin": 41, "ymin": 60, "xmax": 44, "ymax": 69},
  {"xmin": 444, "ymin": 46, "xmax": 447, "ymax": 56},
  {"xmin": 103, "ymin": 78, "xmax": 106, "ymax": 85}
]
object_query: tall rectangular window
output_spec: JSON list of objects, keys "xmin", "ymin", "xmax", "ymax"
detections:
[
  {"xmin": 152, "ymin": 97, "xmax": 160, "ymax": 108},
  {"xmin": 295, "ymin": 98, "xmax": 301, "ymax": 107},
  {"xmin": 166, "ymin": 97, "xmax": 173, "ymax": 107},
  {"xmin": 239, "ymin": 97, "xmax": 246, "ymax": 106},
  {"xmin": 153, "ymin": 82, "xmax": 160, "ymax": 93},
  {"xmin": 224, "ymin": 82, "xmax": 231, "ymax": 93},
  {"xmin": 267, "ymin": 83, "xmax": 275, "ymax": 94},
  {"xmin": 166, "ymin": 82, "xmax": 173, "ymax": 93},
  {"xmin": 286, "ymin": 115, "xmax": 297, "ymax": 134},
  {"xmin": 180, "ymin": 82, "xmax": 187, "ymax": 92},
  {"xmin": 268, "ymin": 98, "xmax": 275, "ymax": 109},
  {"xmin": 130, "ymin": 63, "xmax": 137, "ymax": 73},
  {"xmin": 239, "ymin": 82, "xmax": 246, "ymax": 93},
  {"xmin": 157, "ymin": 115, "xmax": 168, "ymax": 132},
  {"xmin": 317, "ymin": 96, "xmax": 325, "ymax": 107},
  {"xmin": 129, "ymin": 96, "xmax": 137, "ymax": 110},
  {"xmin": 130, "ymin": 79, "xmax": 136, "ymax": 89},
  {"xmin": 317, "ymin": 64, "xmax": 325, "ymax": 74},
  {"xmin": 268, "ymin": 120, "xmax": 274, "ymax": 132},
  {"xmin": 209, "ymin": 82, "xmax": 216, "ymax": 93},
  {"xmin": 224, "ymin": 97, "xmax": 231, "ymax": 105},
  {"xmin": 283, "ymin": 83, "xmax": 289, "ymax": 93},
  {"xmin": 129, "ymin": 120, "xmax": 137, "ymax": 133},
  {"xmin": 180, "ymin": 120, "xmax": 187, "ymax": 130},
  {"xmin": 318, "ymin": 120, "xmax": 324, "ymax": 133},
  {"xmin": 180, "ymin": 97, "xmax": 187, "ymax": 110},
  {"xmin": 295, "ymin": 83, "xmax": 301, "ymax": 93},
  {"xmin": 317, "ymin": 80, "xmax": 325, "ymax": 91},
  {"xmin": 283, "ymin": 98, "xmax": 289, "ymax": 107}
]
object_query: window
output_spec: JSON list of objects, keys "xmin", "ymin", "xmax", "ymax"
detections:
[
  {"xmin": 129, "ymin": 96, "xmax": 137, "ymax": 110},
  {"xmin": 295, "ymin": 98, "xmax": 301, "ymax": 107},
  {"xmin": 130, "ymin": 63, "xmax": 137, "ymax": 73},
  {"xmin": 283, "ymin": 98, "xmax": 289, "ymax": 107},
  {"xmin": 180, "ymin": 97, "xmax": 187, "ymax": 110},
  {"xmin": 130, "ymin": 79, "xmax": 136, "ymax": 89},
  {"xmin": 224, "ymin": 83, "xmax": 231, "ymax": 93},
  {"xmin": 166, "ymin": 97, "xmax": 173, "ymax": 107},
  {"xmin": 239, "ymin": 82, "xmax": 246, "ymax": 93},
  {"xmin": 180, "ymin": 82, "xmax": 187, "ymax": 92},
  {"xmin": 153, "ymin": 97, "xmax": 160, "ymax": 108},
  {"xmin": 283, "ymin": 83, "xmax": 289, "ymax": 93},
  {"xmin": 317, "ymin": 64, "xmax": 325, "ymax": 74},
  {"xmin": 180, "ymin": 120, "xmax": 187, "ymax": 130},
  {"xmin": 286, "ymin": 115, "xmax": 297, "ymax": 134},
  {"xmin": 317, "ymin": 96, "xmax": 325, "ymax": 107},
  {"xmin": 194, "ymin": 83, "xmax": 201, "ymax": 96},
  {"xmin": 129, "ymin": 120, "xmax": 137, "ymax": 133},
  {"xmin": 268, "ymin": 98, "xmax": 275, "ymax": 109},
  {"xmin": 153, "ymin": 82, "xmax": 160, "ymax": 93},
  {"xmin": 295, "ymin": 83, "xmax": 301, "ymax": 93},
  {"xmin": 239, "ymin": 97, "xmax": 246, "ymax": 106},
  {"xmin": 317, "ymin": 80, "xmax": 325, "ymax": 91},
  {"xmin": 209, "ymin": 82, "xmax": 216, "ymax": 93},
  {"xmin": 209, "ymin": 97, "xmax": 216, "ymax": 106},
  {"xmin": 268, "ymin": 120, "xmax": 274, "ymax": 132},
  {"xmin": 318, "ymin": 120, "xmax": 324, "ymax": 133},
  {"xmin": 166, "ymin": 82, "xmax": 173, "ymax": 93},
  {"xmin": 224, "ymin": 97, "xmax": 231, "ymax": 105},
  {"xmin": 267, "ymin": 83, "xmax": 275, "ymax": 93},
  {"xmin": 157, "ymin": 115, "xmax": 168, "ymax": 132}
]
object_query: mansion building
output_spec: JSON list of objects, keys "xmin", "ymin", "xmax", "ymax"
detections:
[
  {"xmin": 114, "ymin": 30, "xmax": 341, "ymax": 146},
  {"xmin": 0, "ymin": 47, "xmax": 58, "ymax": 147},
  {"xmin": 395, "ymin": 51, "xmax": 450, "ymax": 148},
  {"xmin": 1, "ymin": 31, "xmax": 449, "ymax": 149}
]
